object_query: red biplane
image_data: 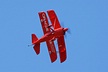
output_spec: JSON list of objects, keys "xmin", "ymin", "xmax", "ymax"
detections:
[{"xmin": 31, "ymin": 10, "xmax": 68, "ymax": 63}]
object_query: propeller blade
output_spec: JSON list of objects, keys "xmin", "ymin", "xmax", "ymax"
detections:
[{"xmin": 67, "ymin": 28, "xmax": 71, "ymax": 34}]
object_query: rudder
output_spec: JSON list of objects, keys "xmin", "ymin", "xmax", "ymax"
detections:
[{"xmin": 32, "ymin": 34, "xmax": 38, "ymax": 44}]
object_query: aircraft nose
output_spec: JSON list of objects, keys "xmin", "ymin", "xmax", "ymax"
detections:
[{"xmin": 64, "ymin": 28, "xmax": 68, "ymax": 32}]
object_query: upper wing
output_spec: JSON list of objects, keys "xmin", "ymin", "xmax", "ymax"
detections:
[
  {"xmin": 46, "ymin": 40, "xmax": 57, "ymax": 63},
  {"xmin": 57, "ymin": 36, "xmax": 67, "ymax": 63},
  {"xmin": 47, "ymin": 10, "xmax": 61, "ymax": 29},
  {"xmin": 38, "ymin": 12, "xmax": 50, "ymax": 34}
]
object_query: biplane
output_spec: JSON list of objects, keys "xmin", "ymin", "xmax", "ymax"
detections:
[{"xmin": 31, "ymin": 10, "xmax": 68, "ymax": 63}]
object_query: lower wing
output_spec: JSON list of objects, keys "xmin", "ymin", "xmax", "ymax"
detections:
[
  {"xmin": 46, "ymin": 40, "xmax": 57, "ymax": 63},
  {"xmin": 57, "ymin": 36, "xmax": 67, "ymax": 63}
]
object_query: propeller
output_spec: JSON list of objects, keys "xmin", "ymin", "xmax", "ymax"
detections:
[
  {"xmin": 61, "ymin": 23, "xmax": 71, "ymax": 38},
  {"xmin": 63, "ymin": 28, "xmax": 68, "ymax": 35},
  {"xmin": 55, "ymin": 20, "xmax": 71, "ymax": 37},
  {"xmin": 67, "ymin": 28, "xmax": 71, "ymax": 34}
]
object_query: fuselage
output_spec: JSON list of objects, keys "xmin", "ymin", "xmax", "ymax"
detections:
[{"xmin": 34, "ymin": 27, "xmax": 68, "ymax": 44}]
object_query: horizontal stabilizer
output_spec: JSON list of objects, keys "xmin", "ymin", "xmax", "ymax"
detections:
[{"xmin": 33, "ymin": 43, "xmax": 40, "ymax": 55}]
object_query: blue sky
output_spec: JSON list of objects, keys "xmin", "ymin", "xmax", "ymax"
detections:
[{"xmin": 0, "ymin": 0, "xmax": 108, "ymax": 72}]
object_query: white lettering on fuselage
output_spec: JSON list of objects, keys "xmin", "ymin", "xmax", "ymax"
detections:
[{"xmin": 41, "ymin": 13, "xmax": 49, "ymax": 32}]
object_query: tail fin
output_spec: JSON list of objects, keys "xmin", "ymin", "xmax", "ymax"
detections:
[
  {"xmin": 32, "ymin": 34, "xmax": 38, "ymax": 44},
  {"xmin": 32, "ymin": 34, "xmax": 40, "ymax": 55}
]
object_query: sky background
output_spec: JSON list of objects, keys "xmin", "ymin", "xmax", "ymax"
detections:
[{"xmin": 0, "ymin": 0, "xmax": 108, "ymax": 72}]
